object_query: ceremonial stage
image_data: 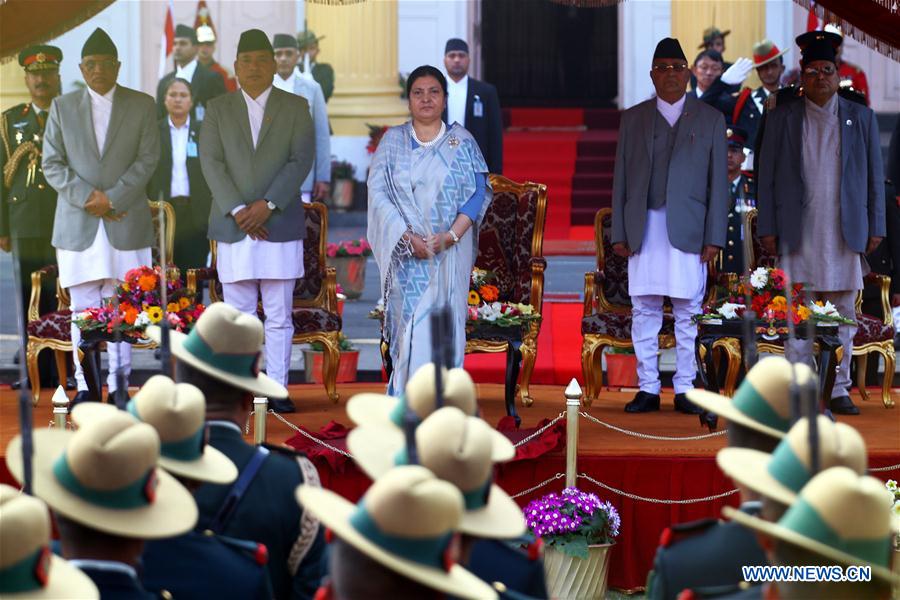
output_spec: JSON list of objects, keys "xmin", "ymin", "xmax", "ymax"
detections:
[{"xmin": 1, "ymin": 383, "xmax": 897, "ymax": 592}]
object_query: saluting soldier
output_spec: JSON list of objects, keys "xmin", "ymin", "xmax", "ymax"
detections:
[
  {"xmin": 0, "ymin": 45, "xmax": 63, "ymax": 389},
  {"xmin": 719, "ymin": 126, "xmax": 754, "ymax": 275}
]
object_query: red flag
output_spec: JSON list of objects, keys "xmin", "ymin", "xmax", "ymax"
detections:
[
  {"xmin": 806, "ymin": 2, "xmax": 821, "ymax": 31},
  {"xmin": 195, "ymin": 1, "xmax": 216, "ymax": 36},
  {"xmin": 158, "ymin": 0, "xmax": 175, "ymax": 79}
]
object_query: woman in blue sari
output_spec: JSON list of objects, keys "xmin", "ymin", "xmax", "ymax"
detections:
[{"xmin": 368, "ymin": 65, "xmax": 492, "ymax": 395}]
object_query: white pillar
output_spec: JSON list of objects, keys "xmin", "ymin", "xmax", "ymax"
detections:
[{"xmin": 618, "ymin": 0, "xmax": 671, "ymax": 109}]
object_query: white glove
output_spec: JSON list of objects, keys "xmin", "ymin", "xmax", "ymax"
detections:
[{"xmin": 721, "ymin": 57, "xmax": 754, "ymax": 86}]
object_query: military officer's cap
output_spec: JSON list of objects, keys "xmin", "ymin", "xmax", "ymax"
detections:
[
  {"xmin": 796, "ymin": 30, "xmax": 842, "ymax": 66},
  {"xmin": 726, "ymin": 126, "xmax": 748, "ymax": 149},
  {"xmin": 18, "ymin": 46, "xmax": 62, "ymax": 73},
  {"xmin": 82, "ymin": 28, "xmax": 117, "ymax": 59},
  {"xmin": 174, "ymin": 24, "xmax": 198, "ymax": 44}
]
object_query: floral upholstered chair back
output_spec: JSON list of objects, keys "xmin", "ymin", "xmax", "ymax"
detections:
[
  {"xmin": 474, "ymin": 176, "xmax": 546, "ymax": 305},
  {"xmin": 596, "ymin": 209, "xmax": 631, "ymax": 308},
  {"xmin": 293, "ymin": 202, "xmax": 327, "ymax": 304},
  {"xmin": 748, "ymin": 209, "xmax": 777, "ymax": 269}
]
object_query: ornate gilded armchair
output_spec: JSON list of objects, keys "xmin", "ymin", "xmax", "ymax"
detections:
[
  {"xmin": 747, "ymin": 210, "xmax": 895, "ymax": 408},
  {"xmin": 25, "ymin": 200, "xmax": 174, "ymax": 405},
  {"xmin": 581, "ymin": 208, "xmax": 730, "ymax": 406},
  {"xmin": 188, "ymin": 202, "xmax": 343, "ymax": 403},
  {"xmin": 465, "ymin": 175, "xmax": 548, "ymax": 414}
]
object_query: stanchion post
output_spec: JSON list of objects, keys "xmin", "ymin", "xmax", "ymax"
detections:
[
  {"xmin": 51, "ymin": 386, "xmax": 68, "ymax": 430},
  {"xmin": 253, "ymin": 397, "xmax": 268, "ymax": 445},
  {"xmin": 564, "ymin": 379, "xmax": 582, "ymax": 488}
]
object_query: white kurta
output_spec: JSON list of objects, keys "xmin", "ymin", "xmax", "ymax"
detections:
[
  {"xmin": 56, "ymin": 85, "xmax": 151, "ymax": 288},
  {"xmin": 447, "ymin": 75, "xmax": 468, "ymax": 127},
  {"xmin": 216, "ymin": 86, "xmax": 304, "ymax": 283},
  {"xmin": 627, "ymin": 95, "xmax": 706, "ymax": 300}
]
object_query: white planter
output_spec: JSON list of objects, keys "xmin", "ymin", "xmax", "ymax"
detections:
[{"xmin": 543, "ymin": 543, "xmax": 613, "ymax": 599}]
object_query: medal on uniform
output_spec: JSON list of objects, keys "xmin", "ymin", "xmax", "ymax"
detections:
[{"xmin": 15, "ymin": 130, "xmax": 23, "ymax": 144}]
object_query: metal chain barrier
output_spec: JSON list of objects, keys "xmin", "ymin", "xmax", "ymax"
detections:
[
  {"xmin": 579, "ymin": 411, "xmax": 727, "ymax": 441},
  {"xmin": 267, "ymin": 410, "xmax": 356, "ymax": 459},
  {"xmin": 869, "ymin": 463, "xmax": 900, "ymax": 473},
  {"xmin": 578, "ymin": 473, "xmax": 739, "ymax": 504},
  {"xmin": 510, "ymin": 473, "xmax": 565, "ymax": 499},
  {"xmin": 243, "ymin": 410, "xmax": 255, "ymax": 435},
  {"xmin": 513, "ymin": 413, "xmax": 564, "ymax": 448}
]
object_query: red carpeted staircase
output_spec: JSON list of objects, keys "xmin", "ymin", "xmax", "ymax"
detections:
[{"xmin": 502, "ymin": 108, "xmax": 620, "ymax": 253}]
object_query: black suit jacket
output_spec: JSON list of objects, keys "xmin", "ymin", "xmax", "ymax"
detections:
[
  {"xmin": 156, "ymin": 63, "xmax": 226, "ymax": 119},
  {"xmin": 146, "ymin": 117, "xmax": 212, "ymax": 226},
  {"xmin": 442, "ymin": 77, "xmax": 504, "ymax": 174}
]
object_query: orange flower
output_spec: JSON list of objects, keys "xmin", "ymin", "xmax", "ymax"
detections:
[
  {"xmin": 120, "ymin": 303, "xmax": 139, "ymax": 325},
  {"xmin": 178, "ymin": 297, "xmax": 191, "ymax": 310},
  {"xmin": 478, "ymin": 285, "xmax": 499, "ymax": 302},
  {"xmin": 138, "ymin": 273, "xmax": 158, "ymax": 292},
  {"xmin": 768, "ymin": 295, "xmax": 787, "ymax": 311},
  {"xmin": 167, "ymin": 302, "xmax": 180, "ymax": 314}
]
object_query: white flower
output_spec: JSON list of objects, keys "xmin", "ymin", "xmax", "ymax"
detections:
[
  {"xmin": 134, "ymin": 312, "xmax": 152, "ymax": 327},
  {"xmin": 479, "ymin": 302, "xmax": 502, "ymax": 322},
  {"xmin": 893, "ymin": 499, "xmax": 900, "ymax": 517},
  {"xmin": 516, "ymin": 303, "xmax": 534, "ymax": 316},
  {"xmin": 887, "ymin": 480, "xmax": 898, "ymax": 494},
  {"xmin": 717, "ymin": 302, "xmax": 745, "ymax": 320},
  {"xmin": 810, "ymin": 300, "xmax": 840, "ymax": 317},
  {"xmin": 749, "ymin": 267, "xmax": 769, "ymax": 289},
  {"xmin": 75, "ymin": 311, "xmax": 93, "ymax": 321}
]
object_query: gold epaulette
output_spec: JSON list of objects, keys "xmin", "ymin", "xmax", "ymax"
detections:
[{"xmin": 3, "ymin": 141, "xmax": 40, "ymax": 189}]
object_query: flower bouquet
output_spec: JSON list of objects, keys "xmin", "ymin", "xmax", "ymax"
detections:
[
  {"xmin": 466, "ymin": 268, "xmax": 540, "ymax": 331},
  {"xmin": 694, "ymin": 267, "xmax": 853, "ymax": 335},
  {"xmin": 524, "ymin": 487, "xmax": 620, "ymax": 598},
  {"xmin": 326, "ymin": 238, "xmax": 373, "ymax": 258},
  {"xmin": 327, "ymin": 238, "xmax": 372, "ymax": 299},
  {"xmin": 73, "ymin": 266, "xmax": 205, "ymax": 341}
]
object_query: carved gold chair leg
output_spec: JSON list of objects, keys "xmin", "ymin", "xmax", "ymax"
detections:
[
  {"xmin": 855, "ymin": 354, "xmax": 870, "ymax": 403},
  {"xmin": 713, "ymin": 338, "xmax": 742, "ymax": 397},
  {"xmin": 318, "ymin": 332, "xmax": 342, "ymax": 404},
  {"xmin": 518, "ymin": 337, "xmax": 537, "ymax": 408},
  {"xmin": 875, "ymin": 343, "xmax": 896, "ymax": 409},
  {"xmin": 26, "ymin": 339, "xmax": 44, "ymax": 407},
  {"xmin": 581, "ymin": 338, "xmax": 605, "ymax": 408}
]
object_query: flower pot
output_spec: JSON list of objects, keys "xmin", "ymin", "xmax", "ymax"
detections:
[
  {"xmin": 303, "ymin": 349, "xmax": 359, "ymax": 384},
  {"xmin": 329, "ymin": 256, "xmax": 367, "ymax": 300},
  {"xmin": 543, "ymin": 543, "xmax": 613, "ymax": 600},
  {"xmin": 605, "ymin": 352, "xmax": 638, "ymax": 388},
  {"xmin": 336, "ymin": 293, "xmax": 346, "ymax": 317},
  {"xmin": 331, "ymin": 179, "xmax": 354, "ymax": 211}
]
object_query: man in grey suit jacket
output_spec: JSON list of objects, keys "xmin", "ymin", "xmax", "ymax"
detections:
[
  {"xmin": 272, "ymin": 33, "xmax": 331, "ymax": 202},
  {"xmin": 611, "ymin": 37, "xmax": 728, "ymax": 414},
  {"xmin": 757, "ymin": 31, "xmax": 885, "ymax": 415},
  {"xmin": 200, "ymin": 29, "xmax": 314, "ymax": 413},
  {"xmin": 42, "ymin": 28, "xmax": 159, "ymax": 407}
]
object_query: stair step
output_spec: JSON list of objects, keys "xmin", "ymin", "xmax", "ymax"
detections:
[
  {"xmin": 571, "ymin": 189, "xmax": 612, "ymax": 208},
  {"xmin": 577, "ymin": 138, "xmax": 617, "ymax": 156},
  {"xmin": 584, "ymin": 109, "xmax": 621, "ymax": 130},
  {"xmin": 571, "ymin": 206, "xmax": 601, "ymax": 225},
  {"xmin": 575, "ymin": 156, "xmax": 615, "ymax": 172},
  {"xmin": 572, "ymin": 173, "xmax": 613, "ymax": 191}
]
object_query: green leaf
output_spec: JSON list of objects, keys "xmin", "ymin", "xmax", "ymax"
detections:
[{"xmin": 554, "ymin": 536, "xmax": 589, "ymax": 559}]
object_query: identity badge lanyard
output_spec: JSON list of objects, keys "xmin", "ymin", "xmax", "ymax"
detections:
[{"xmin": 473, "ymin": 95, "xmax": 483, "ymax": 118}]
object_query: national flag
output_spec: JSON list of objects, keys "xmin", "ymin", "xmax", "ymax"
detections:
[
  {"xmin": 806, "ymin": 2, "xmax": 822, "ymax": 31},
  {"xmin": 158, "ymin": 0, "xmax": 175, "ymax": 79}
]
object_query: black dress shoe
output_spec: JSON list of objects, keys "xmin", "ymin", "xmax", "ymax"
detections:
[
  {"xmin": 70, "ymin": 390, "xmax": 100, "ymax": 408},
  {"xmin": 829, "ymin": 396, "xmax": 859, "ymax": 415},
  {"xmin": 66, "ymin": 376, "xmax": 77, "ymax": 390},
  {"xmin": 674, "ymin": 393, "xmax": 703, "ymax": 414},
  {"xmin": 270, "ymin": 398, "xmax": 296, "ymax": 414},
  {"xmin": 10, "ymin": 379, "xmax": 21, "ymax": 390},
  {"xmin": 624, "ymin": 391, "xmax": 660, "ymax": 413},
  {"xmin": 110, "ymin": 388, "xmax": 131, "ymax": 410}
]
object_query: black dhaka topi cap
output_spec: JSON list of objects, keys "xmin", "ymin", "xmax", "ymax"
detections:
[
  {"xmin": 174, "ymin": 24, "xmax": 198, "ymax": 44},
  {"xmin": 237, "ymin": 29, "xmax": 274, "ymax": 56},
  {"xmin": 82, "ymin": 28, "xmax": 117, "ymax": 59},
  {"xmin": 654, "ymin": 37, "xmax": 686, "ymax": 62},
  {"xmin": 796, "ymin": 30, "xmax": 842, "ymax": 66},
  {"xmin": 273, "ymin": 34, "xmax": 298, "ymax": 50},
  {"xmin": 445, "ymin": 38, "xmax": 469, "ymax": 55}
]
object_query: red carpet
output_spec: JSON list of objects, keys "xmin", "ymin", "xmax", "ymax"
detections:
[{"xmin": 503, "ymin": 108, "xmax": 619, "ymax": 252}]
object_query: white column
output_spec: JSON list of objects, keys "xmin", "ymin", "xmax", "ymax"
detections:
[
  {"xmin": 765, "ymin": 0, "xmax": 794, "ymax": 53},
  {"xmin": 618, "ymin": 0, "xmax": 671, "ymax": 109}
]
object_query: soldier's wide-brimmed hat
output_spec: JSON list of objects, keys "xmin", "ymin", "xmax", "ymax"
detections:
[
  {"xmin": 349, "ymin": 407, "xmax": 522, "ymax": 539},
  {"xmin": 752, "ymin": 39, "xmax": 789, "ymax": 67},
  {"xmin": 72, "ymin": 375, "xmax": 238, "ymax": 485},
  {"xmin": 346, "ymin": 363, "xmax": 511, "ymax": 455},
  {"xmin": 717, "ymin": 415, "xmax": 867, "ymax": 506},
  {"xmin": 687, "ymin": 357, "xmax": 811, "ymax": 439},
  {"xmin": 723, "ymin": 467, "xmax": 899, "ymax": 584},
  {"xmin": 148, "ymin": 302, "xmax": 288, "ymax": 399},
  {"xmin": 296, "ymin": 466, "xmax": 497, "ymax": 600},
  {"xmin": 0, "ymin": 485, "xmax": 99, "ymax": 599},
  {"xmin": 5, "ymin": 412, "xmax": 197, "ymax": 539},
  {"xmin": 699, "ymin": 26, "xmax": 730, "ymax": 49},
  {"xmin": 17, "ymin": 46, "xmax": 62, "ymax": 73},
  {"xmin": 296, "ymin": 30, "xmax": 324, "ymax": 49}
]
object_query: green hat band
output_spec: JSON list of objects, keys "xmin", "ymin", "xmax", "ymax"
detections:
[
  {"xmin": 182, "ymin": 329, "xmax": 259, "ymax": 379},
  {"xmin": 53, "ymin": 454, "xmax": 156, "ymax": 509},
  {"xmin": 780, "ymin": 498, "xmax": 891, "ymax": 567},
  {"xmin": 349, "ymin": 502, "xmax": 452, "ymax": 570},
  {"xmin": 732, "ymin": 383, "xmax": 791, "ymax": 433},
  {"xmin": 389, "ymin": 394, "xmax": 419, "ymax": 428},
  {"xmin": 127, "ymin": 401, "xmax": 206, "ymax": 462},
  {"xmin": 0, "ymin": 547, "xmax": 48, "ymax": 593},
  {"xmin": 461, "ymin": 476, "xmax": 493, "ymax": 511},
  {"xmin": 767, "ymin": 441, "xmax": 811, "ymax": 494}
]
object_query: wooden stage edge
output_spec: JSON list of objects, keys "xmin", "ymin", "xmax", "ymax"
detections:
[{"xmin": 2, "ymin": 383, "xmax": 898, "ymax": 459}]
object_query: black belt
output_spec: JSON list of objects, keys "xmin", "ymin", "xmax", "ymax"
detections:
[{"xmin": 170, "ymin": 196, "xmax": 190, "ymax": 203}]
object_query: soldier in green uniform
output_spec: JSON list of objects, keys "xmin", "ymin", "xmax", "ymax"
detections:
[
  {"xmin": 720, "ymin": 126, "xmax": 754, "ymax": 275},
  {"xmin": 297, "ymin": 30, "xmax": 334, "ymax": 102},
  {"xmin": 0, "ymin": 45, "xmax": 63, "ymax": 389}
]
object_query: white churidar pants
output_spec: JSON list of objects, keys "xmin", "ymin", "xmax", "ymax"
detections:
[
  {"xmin": 223, "ymin": 280, "xmax": 296, "ymax": 387},
  {"xmin": 69, "ymin": 279, "xmax": 131, "ymax": 392}
]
